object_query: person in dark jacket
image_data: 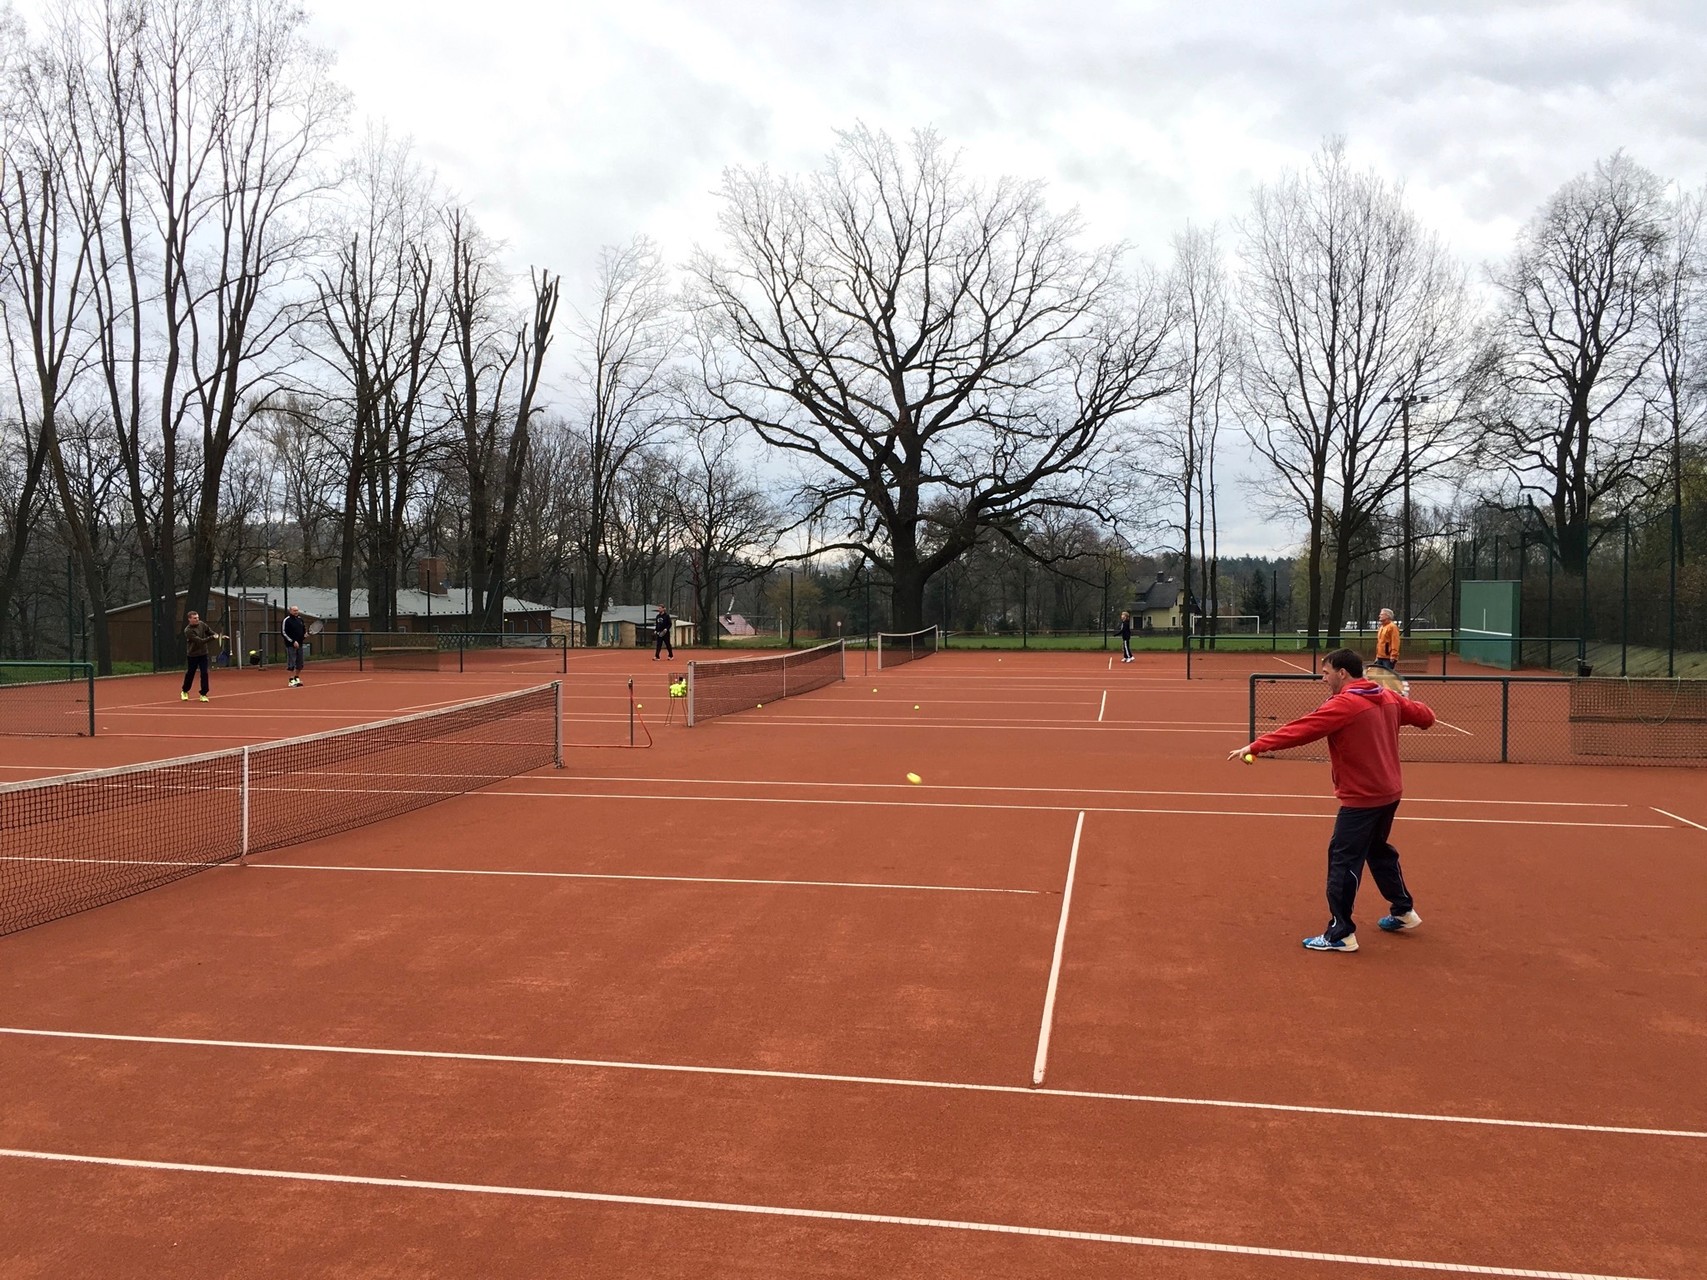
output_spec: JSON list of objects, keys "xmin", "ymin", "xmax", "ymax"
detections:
[
  {"xmin": 180, "ymin": 611, "xmax": 220, "ymax": 702},
  {"xmin": 1118, "ymin": 610, "xmax": 1133, "ymax": 662},
  {"xmin": 1229, "ymin": 648, "xmax": 1436, "ymax": 953},
  {"xmin": 652, "ymin": 606, "xmax": 673, "ymax": 659},
  {"xmin": 282, "ymin": 606, "xmax": 308, "ymax": 687}
]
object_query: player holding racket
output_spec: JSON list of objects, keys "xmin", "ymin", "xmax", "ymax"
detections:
[
  {"xmin": 180, "ymin": 611, "xmax": 223, "ymax": 702},
  {"xmin": 1228, "ymin": 647, "xmax": 1435, "ymax": 953},
  {"xmin": 282, "ymin": 606, "xmax": 313, "ymax": 687}
]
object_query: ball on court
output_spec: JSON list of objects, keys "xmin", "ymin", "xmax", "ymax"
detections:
[
  {"xmin": 1242, "ymin": 753, "xmax": 1255, "ymax": 764},
  {"xmin": 913, "ymin": 704, "xmax": 920, "ymax": 710},
  {"xmin": 756, "ymin": 703, "xmax": 763, "ymax": 708},
  {"xmin": 906, "ymin": 772, "xmax": 922, "ymax": 785}
]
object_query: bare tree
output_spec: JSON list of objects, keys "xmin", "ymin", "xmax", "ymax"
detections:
[
  {"xmin": 1150, "ymin": 223, "xmax": 1235, "ymax": 640},
  {"xmin": 1483, "ymin": 152, "xmax": 1670, "ymax": 573},
  {"xmin": 1239, "ymin": 138, "xmax": 1473, "ymax": 641},
  {"xmin": 669, "ymin": 413, "xmax": 780, "ymax": 644},
  {"xmin": 0, "ymin": 19, "xmax": 98, "ymax": 661},
  {"xmin": 306, "ymin": 130, "xmax": 447, "ymax": 631},
  {"xmin": 1650, "ymin": 179, "xmax": 1706, "ymax": 562},
  {"xmin": 691, "ymin": 126, "xmax": 1174, "ymax": 631},
  {"xmin": 558, "ymin": 236, "xmax": 676, "ymax": 643},
  {"xmin": 442, "ymin": 205, "xmax": 558, "ymax": 629},
  {"xmin": 57, "ymin": 0, "xmax": 343, "ymax": 660}
]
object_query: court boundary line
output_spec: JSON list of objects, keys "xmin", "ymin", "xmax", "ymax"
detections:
[
  {"xmin": 0, "ymin": 1147, "xmax": 1672, "ymax": 1277},
  {"xmin": 1032, "ymin": 812, "xmax": 1084, "ymax": 1085},
  {"xmin": 1653, "ymin": 807, "xmax": 1707, "ymax": 833},
  {"xmin": 476, "ymin": 789, "xmax": 1680, "ymax": 831},
  {"xmin": 247, "ymin": 863, "xmax": 1039, "ymax": 895},
  {"xmin": 534, "ymin": 775, "xmax": 1633, "ymax": 810},
  {"xmin": 3, "ymin": 1027, "xmax": 1698, "ymax": 1141}
]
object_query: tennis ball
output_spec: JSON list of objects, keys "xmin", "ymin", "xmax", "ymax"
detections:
[
  {"xmin": 913, "ymin": 704, "xmax": 920, "ymax": 710},
  {"xmin": 906, "ymin": 772, "xmax": 922, "ymax": 784},
  {"xmin": 1242, "ymin": 753, "xmax": 1255, "ymax": 764}
]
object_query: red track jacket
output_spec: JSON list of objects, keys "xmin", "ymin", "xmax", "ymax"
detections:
[{"xmin": 1251, "ymin": 679, "xmax": 1436, "ymax": 807}]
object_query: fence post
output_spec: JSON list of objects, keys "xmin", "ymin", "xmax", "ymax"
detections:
[
  {"xmin": 1669, "ymin": 503, "xmax": 1680, "ymax": 678},
  {"xmin": 1500, "ymin": 679, "xmax": 1510, "ymax": 764},
  {"xmin": 1621, "ymin": 515, "xmax": 1630, "ymax": 678}
]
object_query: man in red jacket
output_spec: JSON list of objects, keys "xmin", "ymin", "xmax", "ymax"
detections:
[{"xmin": 1229, "ymin": 648, "xmax": 1436, "ymax": 953}]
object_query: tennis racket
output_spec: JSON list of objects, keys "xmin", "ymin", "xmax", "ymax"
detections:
[{"xmin": 307, "ymin": 619, "xmax": 325, "ymax": 637}]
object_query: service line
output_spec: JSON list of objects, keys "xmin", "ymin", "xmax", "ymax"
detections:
[
  {"xmin": 1032, "ymin": 812, "xmax": 1085, "ymax": 1086},
  {"xmin": 0, "ymin": 1149, "xmax": 1674, "ymax": 1279}
]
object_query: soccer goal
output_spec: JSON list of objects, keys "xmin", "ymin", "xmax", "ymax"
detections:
[{"xmin": 1201, "ymin": 615, "xmax": 1264, "ymax": 635}]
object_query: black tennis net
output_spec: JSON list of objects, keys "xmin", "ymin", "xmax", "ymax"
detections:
[
  {"xmin": 1249, "ymin": 674, "xmax": 1707, "ymax": 766},
  {"xmin": 0, "ymin": 662, "xmax": 95, "ymax": 737},
  {"xmin": 687, "ymin": 641, "xmax": 845, "ymax": 725},
  {"xmin": 877, "ymin": 626, "xmax": 939, "ymax": 669},
  {"xmin": 0, "ymin": 683, "xmax": 562, "ymax": 937}
]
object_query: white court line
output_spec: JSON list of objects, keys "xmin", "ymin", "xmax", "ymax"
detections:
[
  {"xmin": 248, "ymin": 863, "xmax": 1037, "ymax": 895},
  {"xmin": 0, "ymin": 1149, "xmax": 1661, "ymax": 1279},
  {"xmin": 719, "ymin": 718, "xmax": 1243, "ymax": 734},
  {"xmin": 539, "ymin": 775, "xmax": 1630, "ymax": 809},
  {"xmin": 1097, "ymin": 691, "xmax": 1106, "ymax": 722},
  {"xmin": 3, "ymin": 1027, "xmax": 1699, "ymax": 1141},
  {"xmin": 1032, "ymin": 812, "xmax": 1085, "ymax": 1086},
  {"xmin": 1653, "ymin": 807, "xmax": 1707, "ymax": 833},
  {"xmin": 480, "ymin": 789, "xmax": 1677, "ymax": 831},
  {"xmin": 105, "ymin": 676, "xmax": 373, "ymax": 708},
  {"xmin": 1107, "ymin": 656, "xmax": 1112, "ymax": 671}
]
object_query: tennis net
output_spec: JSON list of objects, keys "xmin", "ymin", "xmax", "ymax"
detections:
[
  {"xmin": 687, "ymin": 641, "xmax": 845, "ymax": 725},
  {"xmin": 0, "ymin": 683, "xmax": 562, "ymax": 937},
  {"xmin": 0, "ymin": 662, "xmax": 96, "ymax": 737},
  {"xmin": 877, "ymin": 625, "xmax": 939, "ymax": 669},
  {"xmin": 1249, "ymin": 674, "xmax": 1707, "ymax": 766}
]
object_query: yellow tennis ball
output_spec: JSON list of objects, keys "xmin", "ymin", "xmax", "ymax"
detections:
[
  {"xmin": 906, "ymin": 772, "xmax": 922, "ymax": 785},
  {"xmin": 1242, "ymin": 753, "xmax": 1255, "ymax": 764},
  {"xmin": 913, "ymin": 704, "xmax": 920, "ymax": 710},
  {"xmin": 756, "ymin": 703, "xmax": 763, "ymax": 708}
]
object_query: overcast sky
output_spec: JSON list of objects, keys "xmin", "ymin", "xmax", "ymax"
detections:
[{"xmin": 14, "ymin": 0, "xmax": 1707, "ymax": 555}]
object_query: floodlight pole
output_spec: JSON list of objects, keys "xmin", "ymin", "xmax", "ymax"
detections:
[{"xmin": 1380, "ymin": 391, "xmax": 1427, "ymax": 635}]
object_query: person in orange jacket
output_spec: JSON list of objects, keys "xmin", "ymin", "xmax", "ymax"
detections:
[{"xmin": 1374, "ymin": 607, "xmax": 1400, "ymax": 671}]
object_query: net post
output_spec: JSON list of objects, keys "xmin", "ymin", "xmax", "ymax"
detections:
[
  {"xmin": 84, "ymin": 663, "xmax": 95, "ymax": 737},
  {"xmin": 686, "ymin": 662, "xmax": 696, "ymax": 727},
  {"xmin": 1248, "ymin": 675, "xmax": 1258, "ymax": 743},
  {"xmin": 1499, "ymin": 678, "xmax": 1510, "ymax": 764},
  {"xmin": 239, "ymin": 745, "xmax": 250, "ymax": 864},
  {"xmin": 840, "ymin": 640, "xmax": 846, "ymax": 680},
  {"xmin": 554, "ymin": 681, "xmax": 564, "ymax": 767},
  {"xmin": 627, "ymin": 678, "xmax": 634, "ymax": 748}
]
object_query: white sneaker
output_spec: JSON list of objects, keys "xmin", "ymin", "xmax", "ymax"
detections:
[{"xmin": 1378, "ymin": 911, "xmax": 1422, "ymax": 932}]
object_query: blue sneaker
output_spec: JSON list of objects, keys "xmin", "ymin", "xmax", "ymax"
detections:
[
  {"xmin": 1302, "ymin": 933, "xmax": 1358, "ymax": 952},
  {"xmin": 1378, "ymin": 911, "xmax": 1422, "ymax": 932}
]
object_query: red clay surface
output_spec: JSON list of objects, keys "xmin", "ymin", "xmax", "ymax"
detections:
[{"xmin": 1, "ymin": 648, "xmax": 1704, "ymax": 1278}]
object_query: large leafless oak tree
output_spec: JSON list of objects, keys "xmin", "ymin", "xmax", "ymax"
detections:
[{"xmin": 691, "ymin": 126, "xmax": 1174, "ymax": 631}]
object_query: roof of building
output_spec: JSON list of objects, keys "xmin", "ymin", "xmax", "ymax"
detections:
[
  {"xmin": 1132, "ymin": 575, "xmax": 1201, "ymax": 615},
  {"xmin": 552, "ymin": 605, "xmax": 676, "ymax": 625},
  {"xmin": 111, "ymin": 586, "xmax": 553, "ymax": 620}
]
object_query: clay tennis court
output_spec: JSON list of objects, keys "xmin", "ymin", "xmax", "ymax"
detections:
[{"xmin": 1, "ymin": 649, "xmax": 1704, "ymax": 1278}]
